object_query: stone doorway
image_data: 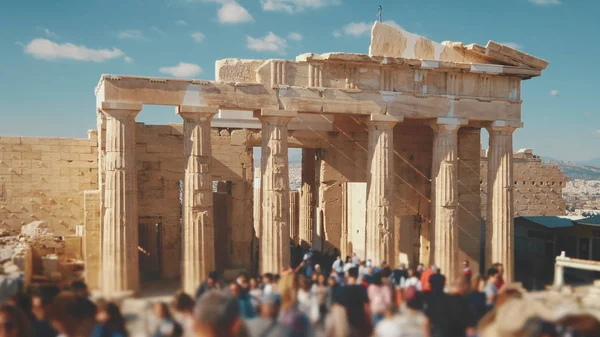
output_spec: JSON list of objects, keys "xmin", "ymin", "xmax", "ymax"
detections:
[{"xmin": 138, "ymin": 217, "xmax": 162, "ymax": 282}]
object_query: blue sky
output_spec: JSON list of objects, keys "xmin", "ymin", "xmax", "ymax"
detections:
[{"xmin": 0, "ymin": 0, "xmax": 598, "ymax": 162}]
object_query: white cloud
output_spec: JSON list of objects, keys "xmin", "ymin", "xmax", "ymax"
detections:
[
  {"xmin": 333, "ymin": 21, "xmax": 371, "ymax": 38},
  {"xmin": 159, "ymin": 62, "xmax": 203, "ymax": 77},
  {"xmin": 24, "ymin": 38, "xmax": 125, "ymax": 62},
  {"xmin": 44, "ymin": 28, "xmax": 56, "ymax": 37},
  {"xmin": 529, "ymin": 0, "xmax": 560, "ymax": 5},
  {"xmin": 550, "ymin": 89, "xmax": 560, "ymax": 96},
  {"xmin": 124, "ymin": 56, "xmax": 134, "ymax": 63},
  {"xmin": 262, "ymin": 0, "xmax": 340, "ymax": 13},
  {"xmin": 191, "ymin": 32, "xmax": 205, "ymax": 42},
  {"xmin": 500, "ymin": 42, "xmax": 523, "ymax": 50},
  {"xmin": 594, "ymin": 130, "xmax": 600, "ymax": 137},
  {"xmin": 287, "ymin": 32, "xmax": 302, "ymax": 41},
  {"xmin": 176, "ymin": 20, "xmax": 188, "ymax": 26},
  {"xmin": 151, "ymin": 27, "xmax": 165, "ymax": 36},
  {"xmin": 218, "ymin": 1, "xmax": 254, "ymax": 24},
  {"xmin": 118, "ymin": 29, "xmax": 145, "ymax": 40},
  {"xmin": 247, "ymin": 32, "xmax": 287, "ymax": 54}
]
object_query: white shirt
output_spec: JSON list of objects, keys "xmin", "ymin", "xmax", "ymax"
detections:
[{"xmin": 402, "ymin": 277, "xmax": 422, "ymax": 292}]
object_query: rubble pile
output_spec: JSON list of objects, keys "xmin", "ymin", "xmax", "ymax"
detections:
[{"xmin": 0, "ymin": 221, "xmax": 84, "ymax": 301}]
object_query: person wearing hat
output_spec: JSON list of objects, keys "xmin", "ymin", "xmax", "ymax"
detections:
[{"xmin": 245, "ymin": 293, "xmax": 290, "ymax": 337}]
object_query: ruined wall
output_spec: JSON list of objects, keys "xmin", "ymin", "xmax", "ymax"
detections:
[
  {"xmin": 0, "ymin": 135, "xmax": 98, "ymax": 232},
  {"xmin": 481, "ymin": 149, "xmax": 567, "ymax": 217},
  {"xmin": 133, "ymin": 124, "xmax": 254, "ymax": 279}
]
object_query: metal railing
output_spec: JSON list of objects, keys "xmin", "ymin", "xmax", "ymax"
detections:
[{"xmin": 553, "ymin": 251, "xmax": 600, "ymax": 288}]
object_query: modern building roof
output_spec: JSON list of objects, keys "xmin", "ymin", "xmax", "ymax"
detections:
[
  {"xmin": 575, "ymin": 214, "xmax": 600, "ymax": 227},
  {"xmin": 518, "ymin": 216, "xmax": 582, "ymax": 229}
]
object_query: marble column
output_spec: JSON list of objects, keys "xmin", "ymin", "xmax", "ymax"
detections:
[
  {"xmin": 365, "ymin": 115, "xmax": 399, "ymax": 266},
  {"xmin": 100, "ymin": 102, "xmax": 142, "ymax": 296},
  {"xmin": 257, "ymin": 109, "xmax": 297, "ymax": 274},
  {"xmin": 429, "ymin": 118, "xmax": 466, "ymax": 282},
  {"xmin": 177, "ymin": 105, "xmax": 218, "ymax": 295},
  {"xmin": 486, "ymin": 120, "xmax": 521, "ymax": 283},
  {"xmin": 299, "ymin": 148, "xmax": 316, "ymax": 249}
]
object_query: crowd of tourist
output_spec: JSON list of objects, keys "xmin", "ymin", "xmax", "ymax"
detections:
[{"xmin": 1, "ymin": 252, "xmax": 599, "ymax": 337}]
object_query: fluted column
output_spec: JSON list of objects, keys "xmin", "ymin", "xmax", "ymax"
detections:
[
  {"xmin": 486, "ymin": 120, "xmax": 521, "ymax": 283},
  {"xmin": 299, "ymin": 148, "xmax": 316, "ymax": 249},
  {"xmin": 177, "ymin": 105, "xmax": 217, "ymax": 295},
  {"xmin": 257, "ymin": 109, "xmax": 297, "ymax": 274},
  {"xmin": 100, "ymin": 102, "xmax": 142, "ymax": 296},
  {"xmin": 365, "ymin": 115, "xmax": 400, "ymax": 266},
  {"xmin": 429, "ymin": 118, "xmax": 466, "ymax": 281}
]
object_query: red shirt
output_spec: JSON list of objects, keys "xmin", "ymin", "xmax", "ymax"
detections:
[
  {"xmin": 496, "ymin": 276, "xmax": 505, "ymax": 290},
  {"xmin": 420, "ymin": 268, "xmax": 434, "ymax": 292}
]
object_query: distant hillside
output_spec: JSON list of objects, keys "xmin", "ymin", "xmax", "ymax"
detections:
[{"xmin": 542, "ymin": 157, "xmax": 600, "ymax": 181}]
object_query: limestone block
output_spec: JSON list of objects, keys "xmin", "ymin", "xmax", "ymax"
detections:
[
  {"xmin": 41, "ymin": 254, "xmax": 59, "ymax": 278},
  {"xmin": 216, "ymin": 59, "xmax": 264, "ymax": 83}
]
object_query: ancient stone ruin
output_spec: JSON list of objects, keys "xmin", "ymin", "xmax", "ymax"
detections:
[{"xmin": 0, "ymin": 22, "xmax": 552, "ymax": 296}]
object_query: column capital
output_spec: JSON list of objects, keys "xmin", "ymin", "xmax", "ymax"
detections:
[
  {"xmin": 365, "ymin": 114, "xmax": 402, "ymax": 129},
  {"xmin": 176, "ymin": 105, "xmax": 218, "ymax": 122},
  {"xmin": 254, "ymin": 109, "xmax": 297, "ymax": 125},
  {"xmin": 428, "ymin": 117, "xmax": 468, "ymax": 132},
  {"xmin": 486, "ymin": 120, "xmax": 523, "ymax": 134},
  {"xmin": 100, "ymin": 102, "xmax": 142, "ymax": 119}
]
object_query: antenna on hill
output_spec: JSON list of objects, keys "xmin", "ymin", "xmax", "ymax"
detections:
[{"xmin": 378, "ymin": 5, "xmax": 382, "ymax": 22}]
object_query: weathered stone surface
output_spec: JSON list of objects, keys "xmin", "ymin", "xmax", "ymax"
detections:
[
  {"xmin": 259, "ymin": 111, "xmax": 295, "ymax": 273},
  {"xmin": 486, "ymin": 121, "xmax": 522, "ymax": 282},
  {"xmin": 101, "ymin": 106, "xmax": 141, "ymax": 295},
  {"xmin": 299, "ymin": 148, "xmax": 316, "ymax": 249},
  {"xmin": 365, "ymin": 116, "xmax": 398, "ymax": 265},
  {"xmin": 429, "ymin": 118, "xmax": 465, "ymax": 281},
  {"xmin": 178, "ymin": 106, "xmax": 217, "ymax": 295}
]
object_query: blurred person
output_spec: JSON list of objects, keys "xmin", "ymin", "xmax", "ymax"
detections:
[
  {"xmin": 326, "ymin": 284, "xmax": 373, "ymax": 337},
  {"xmin": 403, "ymin": 268, "xmax": 422, "ymax": 292},
  {"xmin": 296, "ymin": 259, "xmax": 314, "ymax": 279},
  {"xmin": 368, "ymin": 273, "xmax": 392, "ymax": 326},
  {"xmin": 246, "ymin": 293, "xmax": 289, "ymax": 337},
  {"xmin": 262, "ymin": 273, "xmax": 274, "ymax": 295},
  {"xmin": 390, "ymin": 263, "xmax": 408, "ymax": 289},
  {"xmin": 311, "ymin": 273, "xmax": 329, "ymax": 324},
  {"xmin": 192, "ymin": 290, "xmax": 248, "ymax": 337},
  {"xmin": 374, "ymin": 287, "xmax": 429, "ymax": 337},
  {"xmin": 314, "ymin": 264, "xmax": 322, "ymax": 275},
  {"xmin": 332, "ymin": 256, "xmax": 344, "ymax": 275},
  {"xmin": 94, "ymin": 300, "xmax": 128, "ymax": 337},
  {"xmin": 296, "ymin": 277, "xmax": 319, "ymax": 325},
  {"xmin": 70, "ymin": 281, "xmax": 90, "ymax": 299},
  {"xmin": 277, "ymin": 273, "xmax": 312, "ymax": 337},
  {"xmin": 463, "ymin": 261, "xmax": 472, "ymax": 284},
  {"xmin": 484, "ymin": 267, "xmax": 500, "ymax": 308},
  {"xmin": 416, "ymin": 264, "xmax": 425, "ymax": 279},
  {"xmin": 31, "ymin": 291, "xmax": 58, "ymax": 337},
  {"xmin": 0, "ymin": 304, "xmax": 32, "ymax": 337},
  {"xmin": 425, "ymin": 276, "xmax": 476, "ymax": 337},
  {"xmin": 229, "ymin": 282, "xmax": 257, "ymax": 320},
  {"xmin": 195, "ymin": 271, "xmax": 220, "ymax": 300},
  {"xmin": 556, "ymin": 313, "xmax": 600, "ymax": 337},
  {"xmin": 171, "ymin": 291, "xmax": 195, "ymax": 337},
  {"xmin": 48, "ymin": 291, "xmax": 97, "ymax": 337},
  {"xmin": 237, "ymin": 273, "xmax": 251, "ymax": 292},
  {"xmin": 326, "ymin": 276, "xmax": 339, "ymax": 310},
  {"xmin": 491, "ymin": 263, "xmax": 505, "ymax": 290},
  {"xmin": 248, "ymin": 278, "xmax": 263, "ymax": 313},
  {"xmin": 151, "ymin": 302, "xmax": 183, "ymax": 337},
  {"xmin": 343, "ymin": 256, "xmax": 354, "ymax": 274},
  {"xmin": 466, "ymin": 275, "xmax": 488, "ymax": 324},
  {"xmin": 420, "ymin": 265, "xmax": 436, "ymax": 293}
]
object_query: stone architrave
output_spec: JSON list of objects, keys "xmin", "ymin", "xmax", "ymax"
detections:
[
  {"xmin": 486, "ymin": 120, "xmax": 521, "ymax": 283},
  {"xmin": 100, "ymin": 102, "xmax": 142, "ymax": 296},
  {"xmin": 257, "ymin": 109, "xmax": 297, "ymax": 274},
  {"xmin": 429, "ymin": 117, "xmax": 467, "ymax": 282},
  {"xmin": 299, "ymin": 148, "xmax": 316, "ymax": 249},
  {"xmin": 177, "ymin": 105, "xmax": 218, "ymax": 295},
  {"xmin": 365, "ymin": 114, "xmax": 400, "ymax": 266}
]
